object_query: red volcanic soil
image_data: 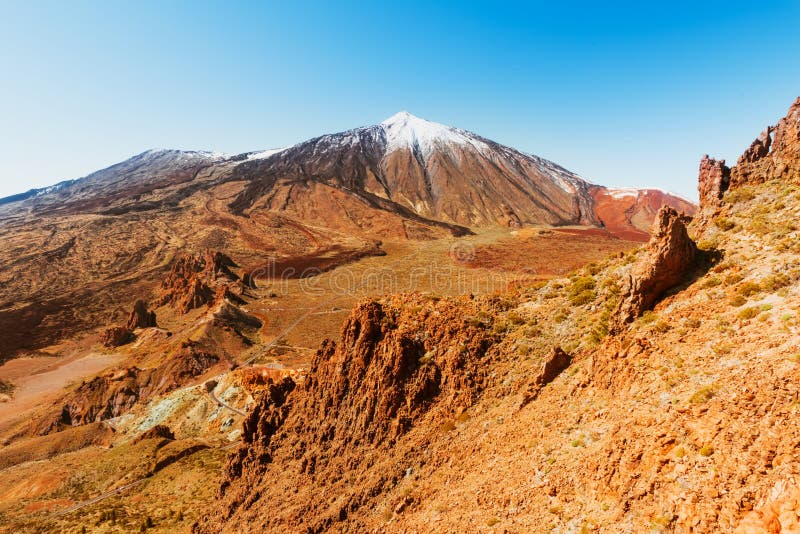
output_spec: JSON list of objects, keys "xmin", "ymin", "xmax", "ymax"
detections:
[
  {"xmin": 464, "ymin": 227, "xmax": 640, "ymax": 276},
  {"xmin": 590, "ymin": 187, "xmax": 696, "ymax": 241}
]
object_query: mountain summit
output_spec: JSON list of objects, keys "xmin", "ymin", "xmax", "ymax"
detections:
[
  {"xmin": 379, "ymin": 110, "xmax": 491, "ymax": 157},
  {"xmin": 227, "ymin": 112, "xmax": 693, "ymax": 232}
]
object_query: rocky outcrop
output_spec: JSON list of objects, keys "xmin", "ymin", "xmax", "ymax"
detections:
[
  {"xmin": 158, "ymin": 251, "xmax": 239, "ymax": 314},
  {"xmin": 42, "ymin": 344, "xmax": 222, "ymax": 432},
  {"xmin": 222, "ymin": 376, "xmax": 296, "ymax": 490},
  {"xmin": 519, "ymin": 346, "xmax": 572, "ymax": 408},
  {"xmin": 694, "ymin": 98, "xmax": 800, "ymax": 227},
  {"xmin": 730, "ymin": 97, "xmax": 800, "ymax": 188},
  {"xmin": 735, "ymin": 479, "xmax": 800, "ymax": 533},
  {"xmin": 134, "ymin": 424, "xmax": 175, "ymax": 443},
  {"xmin": 100, "ymin": 326, "xmax": 134, "ymax": 347},
  {"xmin": 126, "ymin": 299, "xmax": 157, "ymax": 330},
  {"xmin": 697, "ymin": 155, "xmax": 731, "ymax": 220},
  {"xmin": 611, "ymin": 206, "xmax": 697, "ymax": 331},
  {"xmin": 197, "ymin": 294, "xmax": 498, "ymax": 533}
]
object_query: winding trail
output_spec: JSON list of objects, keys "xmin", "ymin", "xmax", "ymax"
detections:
[{"xmin": 53, "ymin": 480, "xmax": 146, "ymax": 518}]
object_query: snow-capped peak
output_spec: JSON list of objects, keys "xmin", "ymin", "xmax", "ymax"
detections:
[{"xmin": 379, "ymin": 111, "xmax": 489, "ymax": 157}]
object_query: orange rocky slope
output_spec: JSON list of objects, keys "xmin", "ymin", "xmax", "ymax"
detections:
[{"xmin": 196, "ymin": 98, "xmax": 800, "ymax": 533}]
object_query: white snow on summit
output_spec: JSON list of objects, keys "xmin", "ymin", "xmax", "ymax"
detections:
[{"xmin": 380, "ymin": 111, "xmax": 490, "ymax": 158}]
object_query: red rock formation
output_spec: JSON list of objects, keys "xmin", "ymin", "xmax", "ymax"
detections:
[
  {"xmin": 730, "ymin": 97, "xmax": 800, "ymax": 188},
  {"xmin": 198, "ymin": 294, "xmax": 498, "ymax": 532},
  {"xmin": 696, "ymin": 155, "xmax": 731, "ymax": 221},
  {"xmin": 222, "ymin": 376, "xmax": 296, "ymax": 490},
  {"xmin": 100, "ymin": 326, "xmax": 133, "ymax": 347},
  {"xmin": 43, "ymin": 344, "xmax": 222, "ymax": 431},
  {"xmin": 126, "ymin": 299, "xmax": 157, "ymax": 330},
  {"xmin": 611, "ymin": 206, "xmax": 697, "ymax": 331},
  {"xmin": 158, "ymin": 251, "xmax": 239, "ymax": 314}
]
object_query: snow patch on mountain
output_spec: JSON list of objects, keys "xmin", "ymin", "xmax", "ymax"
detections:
[
  {"xmin": 380, "ymin": 111, "xmax": 490, "ymax": 158},
  {"xmin": 607, "ymin": 187, "xmax": 640, "ymax": 199},
  {"xmin": 247, "ymin": 148, "xmax": 287, "ymax": 160}
]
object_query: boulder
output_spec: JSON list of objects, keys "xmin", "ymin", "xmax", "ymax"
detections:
[{"xmin": 100, "ymin": 326, "xmax": 134, "ymax": 348}]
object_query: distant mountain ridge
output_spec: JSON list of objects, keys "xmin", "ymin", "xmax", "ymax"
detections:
[{"xmin": 0, "ymin": 111, "xmax": 694, "ymax": 237}]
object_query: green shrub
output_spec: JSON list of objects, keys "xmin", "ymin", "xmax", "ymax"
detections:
[
  {"xmin": 690, "ymin": 386, "xmax": 716, "ymax": 404},
  {"xmin": 699, "ymin": 444, "xmax": 714, "ymax": 457},
  {"xmin": 638, "ymin": 311, "xmax": 657, "ymax": 324},
  {"xmin": 748, "ymin": 215, "xmax": 771, "ymax": 236},
  {"xmin": 568, "ymin": 276, "xmax": 596, "ymax": 299},
  {"xmin": 506, "ymin": 310, "xmax": 525, "ymax": 325},
  {"xmin": 761, "ymin": 273, "xmax": 791, "ymax": 292},
  {"xmin": 714, "ymin": 217, "xmax": 736, "ymax": 231},
  {"xmin": 725, "ymin": 272, "xmax": 744, "ymax": 285},
  {"xmin": 729, "ymin": 295, "xmax": 747, "ymax": 307},
  {"xmin": 737, "ymin": 306, "xmax": 760, "ymax": 320},
  {"xmin": 697, "ymin": 236, "xmax": 719, "ymax": 251},
  {"xmin": 569, "ymin": 289, "xmax": 596, "ymax": 306},
  {"xmin": 737, "ymin": 281, "xmax": 761, "ymax": 298},
  {"xmin": 724, "ymin": 187, "xmax": 755, "ymax": 203}
]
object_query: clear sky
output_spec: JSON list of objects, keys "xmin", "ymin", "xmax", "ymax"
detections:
[{"xmin": 1, "ymin": 1, "xmax": 799, "ymax": 200}]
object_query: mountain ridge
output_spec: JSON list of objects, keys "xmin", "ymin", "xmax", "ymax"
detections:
[{"xmin": 0, "ymin": 112, "xmax": 694, "ymax": 237}]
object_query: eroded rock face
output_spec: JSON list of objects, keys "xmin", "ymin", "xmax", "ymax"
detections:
[
  {"xmin": 198, "ymin": 295, "xmax": 497, "ymax": 533},
  {"xmin": 40, "ymin": 344, "xmax": 222, "ymax": 433},
  {"xmin": 126, "ymin": 299, "xmax": 157, "ymax": 330},
  {"xmin": 611, "ymin": 206, "xmax": 697, "ymax": 331},
  {"xmin": 158, "ymin": 251, "xmax": 239, "ymax": 314},
  {"xmin": 223, "ymin": 376, "xmax": 296, "ymax": 490},
  {"xmin": 730, "ymin": 97, "xmax": 800, "ymax": 188},
  {"xmin": 100, "ymin": 326, "xmax": 134, "ymax": 347},
  {"xmin": 697, "ymin": 155, "xmax": 731, "ymax": 220},
  {"xmin": 735, "ymin": 479, "xmax": 800, "ymax": 533}
]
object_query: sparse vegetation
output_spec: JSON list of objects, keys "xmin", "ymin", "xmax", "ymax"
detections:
[
  {"xmin": 729, "ymin": 295, "xmax": 747, "ymax": 307},
  {"xmin": 690, "ymin": 386, "xmax": 716, "ymax": 404},
  {"xmin": 737, "ymin": 306, "xmax": 760, "ymax": 320},
  {"xmin": 724, "ymin": 187, "xmax": 756, "ymax": 204},
  {"xmin": 568, "ymin": 276, "xmax": 597, "ymax": 306},
  {"xmin": 761, "ymin": 272, "xmax": 791, "ymax": 292},
  {"xmin": 737, "ymin": 281, "xmax": 761, "ymax": 298},
  {"xmin": 699, "ymin": 444, "xmax": 715, "ymax": 457},
  {"xmin": 714, "ymin": 217, "xmax": 736, "ymax": 231}
]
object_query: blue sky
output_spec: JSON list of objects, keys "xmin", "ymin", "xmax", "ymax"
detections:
[{"xmin": 0, "ymin": 1, "xmax": 798, "ymax": 200}]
